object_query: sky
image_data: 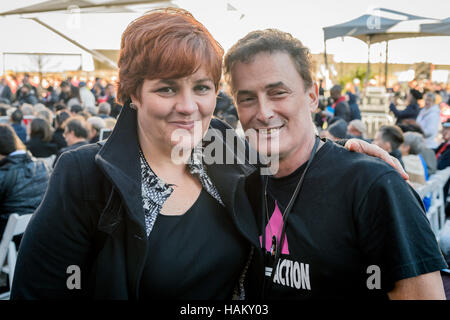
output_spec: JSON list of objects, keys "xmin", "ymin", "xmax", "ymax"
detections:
[{"xmin": 0, "ymin": 0, "xmax": 449, "ymax": 73}]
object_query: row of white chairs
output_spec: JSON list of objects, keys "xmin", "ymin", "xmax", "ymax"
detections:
[
  {"xmin": 414, "ymin": 167, "xmax": 450, "ymax": 241},
  {"xmin": 0, "ymin": 214, "xmax": 32, "ymax": 300}
]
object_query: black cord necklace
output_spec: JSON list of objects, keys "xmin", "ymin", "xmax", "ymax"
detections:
[{"xmin": 261, "ymin": 136, "xmax": 321, "ymax": 293}]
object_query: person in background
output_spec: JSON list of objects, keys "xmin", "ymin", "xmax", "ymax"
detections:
[
  {"xmin": 329, "ymin": 84, "xmax": 351, "ymax": 122},
  {"xmin": 347, "ymin": 119, "xmax": 367, "ymax": 141},
  {"xmin": 436, "ymin": 120, "xmax": 450, "ymax": 170},
  {"xmin": 105, "ymin": 83, "xmax": 117, "ymax": 107},
  {"xmin": 16, "ymin": 85, "xmax": 38, "ymax": 106},
  {"xmin": 320, "ymin": 118, "xmax": 349, "ymax": 141},
  {"xmin": 53, "ymin": 117, "xmax": 90, "ymax": 167},
  {"xmin": 416, "ymin": 92, "xmax": 441, "ymax": 149},
  {"xmin": 98, "ymin": 102, "xmax": 112, "ymax": 119},
  {"xmin": 87, "ymin": 116, "xmax": 106, "ymax": 143},
  {"xmin": 10, "ymin": 108, "xmax": 27, "ymax": 143},
  {"xmin": 58, "ymin": 81, "xmax": 71, "ymax": 105},
  {"xmin": 399, "ymin": 132, "xmax": 427, "ymax": 185},
  {"xmin": 373, "ymin": 125, "xmax": 405, "ymax": 168},
  {"xmin": 67, "ymin": 85, "xmax": 82, "ymax": 110},
  {"xmin": 389, "ymin": 88, "xmax": 422, "ymax": 125},
  {"xmin": 0, "ymin": 77, "xmax": 13, "ymax": 104},
  {"xmin": 70, "ymin": 104, "xmax": 83, "ymax": 116},
  {"xmin": 25, "ymin": 118, "xmax": 58, "ymax": 158},
  {"xmin": 0, "ymin": 123, "xmax": 50, "ymax": 235},
  {"xmin": 79, "ymin": 81, "xmax": 96, "ymax": 110},
  {"xmin": 346, "ymin": 90, "xmax": 361, "ymax": 121},
  {"xmin": 51, "ymin": 110, "xmax": 70, "ymax": 151}
]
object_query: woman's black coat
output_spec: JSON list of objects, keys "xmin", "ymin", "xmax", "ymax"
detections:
[{"xmin": 11, "ymin": 103, "xmax": 264, "ymax": 300}]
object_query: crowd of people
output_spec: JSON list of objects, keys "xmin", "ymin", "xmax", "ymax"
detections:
[
  {"xmin": 0, "ymin": 76, "xmax": 121, "ymax": 231},
  {"xmin": 315, "ymin": 80, "xmax": 450, "ymax": 208}
]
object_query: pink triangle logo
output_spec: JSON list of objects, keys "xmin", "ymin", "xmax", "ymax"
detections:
[{"xmin": 259, "ymin": 201, "xmax": 290, "ymax": 255}]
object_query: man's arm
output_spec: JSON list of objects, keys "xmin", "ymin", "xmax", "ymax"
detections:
[{"xmin": 388, "ymin": 271, "xmax": 446, "ymax": 300}]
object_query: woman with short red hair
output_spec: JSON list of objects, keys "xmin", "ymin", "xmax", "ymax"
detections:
[{"xmin": 11, "ymin": 8, "xmax": 258, "ymax": 300}]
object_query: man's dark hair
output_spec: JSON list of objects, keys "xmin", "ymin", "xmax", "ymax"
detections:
[
  {"xmin": 55, "ymin": 111, "xmax": 70, "ymax": 128},
  {"xmin": 330, "ymin": 85, "xmax": 342, "ymax": 95},
  {"xmin": 55, "ymin": 104, "xmax": 66, "ymax": 112},
  {"xmin": 224, "ymin": 29, "xmax": 313, "ymax": 92},
  {"xmin": 379, "ymin": 125, "xmax": 404, "ymax": 150},
  {"xmin": 11, "ymin": 108, "xmax": 24, "ymax": 124},
  {"xmin": 70, "ymin": 104, "xmax": 83, "ymax": 114},
  {"xmin": 0, "ymin": 123, "xmax": 17, "ymax": 155},
  {"xmin": 64, "ymin": 118, "xmax": 89, "ymax": 139}
]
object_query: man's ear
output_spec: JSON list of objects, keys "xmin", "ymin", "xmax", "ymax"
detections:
[{"xmin": 308, "ymin": 82, "xmax": 319, "ymax": 113}]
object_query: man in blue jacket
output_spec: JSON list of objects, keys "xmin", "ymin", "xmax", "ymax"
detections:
[{"xmin": 389, "ymin": 88, "xmax": 422, "ymax": 125}]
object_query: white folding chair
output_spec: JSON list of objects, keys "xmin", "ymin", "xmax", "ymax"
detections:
[{"xmin": 0, "ymin": 213, "xmax": 32, "ymax": 300}]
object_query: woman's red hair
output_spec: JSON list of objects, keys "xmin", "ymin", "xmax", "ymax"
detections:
[{"xmin": 117, "ymin": 8, "xmax": 223, "ymax": 104}]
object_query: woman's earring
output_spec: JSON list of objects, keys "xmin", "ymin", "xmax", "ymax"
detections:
[{"xmin": 130, "ymin": 103, "xmax": 137, "ymax": 110}]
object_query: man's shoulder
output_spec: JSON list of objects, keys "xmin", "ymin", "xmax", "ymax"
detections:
[{"xmin": 319, "ymin": 140, "xmax": 398, "ymax": 181}]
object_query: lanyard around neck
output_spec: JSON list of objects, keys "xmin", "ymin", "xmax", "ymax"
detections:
[{"xmin": 261, "ymin": 136, "xmax": 321, "ymax": 293}]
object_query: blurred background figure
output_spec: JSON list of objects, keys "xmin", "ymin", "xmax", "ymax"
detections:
[
  {"xmin": 320, "ymin": 118, "xmax": 349, "ymax": 141},
  {"xmin": 10, "ymin": 108, "xmax": 26, "ymax": 143},
  {"xmin": 25, "ymin": 118, "xmax": 57, "ymax": 158},
  {"xmin": 416, "ymin": 92, "xmax": 441, "ymax": 149},
  {"xmin": 0, "ymin": 77, "xmax": 12, "ymax": 104},
  {"xmin": 87, "ymin": 116, "xmax": 106, "ymax": 143},
  {"xmin": 329, "ymin": 84, "xmax": 351, "ymax": 123},
  {"xmin": 389, "ymin": 88, "xmax": 422, "ymax": 125},
  {"xmin": 53, "ymin": 117, "xmax": 89, "ymax": 166},
  {"xmin": 373, "ymin": 125, "xmax": 405, "ymax": 168},
  {"xmin": 400, "ymin": 132, "xmax": 428, "ymax": 185},
  {"xmin": 0, "ymin": 123, "xmax": 50, "ymax": 235},
  {"xmin": 347, "ymin": 119, "xmax": 367, "ymax": 141},
  {"xmin": 436, "ymin": 120, "xmax": 450, "ymax": 171}
]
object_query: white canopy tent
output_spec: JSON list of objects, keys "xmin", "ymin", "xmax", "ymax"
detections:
[
  {"xmin": 323, "ymin": 8, "xmax": 448, "ymax": 87},
  {"xmin": 0, "ymin": 0, "xmax": 176, "ymax": 73}
]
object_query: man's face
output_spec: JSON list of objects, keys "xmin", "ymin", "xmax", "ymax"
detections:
[
  {"xmin": 106, "ymin": 85, "xmax": 115, "ymax": 97},
  {"xmin": 424, "ymin": 95, "xmax": 434, "ymax": 108},
  {"xmin": 373, "ymin": 131, "xmax": 391, "ymax": 153},
  {"xmin": 330, "ymin": 89, "xmax": 340, "ymax": 101},
  {"xmin": 230, "ymin": 52, "xmax": 318, "ymax": 159},
  {"xmin": 443, "ymin": 127, "xmax": 450, "ymax": 141},
  {"xmin": 347, "ymin": 124, "xmax": 361, "ymax": 137},
  {"xmin": 63, "ymin": 128, "xmax": 76, "ymax": 146}
]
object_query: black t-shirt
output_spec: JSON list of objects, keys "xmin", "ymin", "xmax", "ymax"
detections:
[
  {"xmin": 261, "ymin": 140, "xmax": 447, "ymax": 300},
  {"xmin": 139, "ymin": 189, "xmax": 249, "ymax": 299}
]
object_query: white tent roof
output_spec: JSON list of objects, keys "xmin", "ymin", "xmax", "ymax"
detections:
[{"xmin": 0, "ymin": 0, "xmax": 176, "ymax": 72}]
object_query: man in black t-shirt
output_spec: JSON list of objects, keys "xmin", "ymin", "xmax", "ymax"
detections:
[{"xmin": 224, "ymin": 29, "xmax": 447, "ymax": 299}]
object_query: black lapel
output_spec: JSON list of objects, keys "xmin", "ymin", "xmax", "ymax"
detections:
[{"xmin": 94, "ymin": 103, "xmax": 145, "ymax": 235}]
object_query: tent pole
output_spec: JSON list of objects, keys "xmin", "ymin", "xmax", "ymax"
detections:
[
  {"xmin": 26, "ymin": 17, "xmax": 118, "ymax": 70},
  {"xmin": 384, "ymin": 40, "xmax": 389, "ymax": 89},
  {"xmin": 365, "ymin": 36, "xmax": 371, "ymax": 88},
  {"xmin": 323, "ymin": 39, "xmax": 329, "ymax": 86}
]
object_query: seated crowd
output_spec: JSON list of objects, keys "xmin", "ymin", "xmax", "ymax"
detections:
[{"xmin": 0, "ymin": 76, "xmax": 121, "ymax": 235}]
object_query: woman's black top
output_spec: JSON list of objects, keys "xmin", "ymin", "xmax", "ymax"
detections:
[{"xmin": 139, "ymin": 189, "xmax": 249, "ymax": 299}]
